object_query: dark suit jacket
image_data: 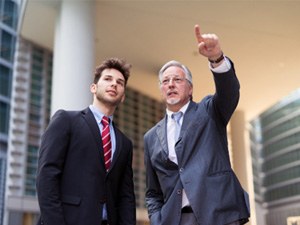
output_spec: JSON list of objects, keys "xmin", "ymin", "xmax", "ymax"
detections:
[
  {"xmin": 144, "ymin": 62, "xmax": 250, "ymax": 225},
  {"xmin": 36, "ymin": 108, "xmax": 136, "ymax": 225}
]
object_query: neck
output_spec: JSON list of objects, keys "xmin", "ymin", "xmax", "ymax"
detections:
[
  {"xmin": 167, "ymin": 105, "xmax": 181, "ymax": 112},
  {"xmin": 92, "ymin": 101, "xmax": 115, "ymax": 116},
  {"xmin": 167, "ymin": 99, "xmax": 190, "ymax": 112}
]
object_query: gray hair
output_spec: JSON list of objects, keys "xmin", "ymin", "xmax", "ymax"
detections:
[{"xmin": 158, "ymin": 60, "xmax": 193, "ymax": 85}]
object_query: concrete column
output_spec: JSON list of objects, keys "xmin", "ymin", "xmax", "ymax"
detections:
[
  {"xmin": 230, "ymin": 110, "xmax": 248, "ymax": 187},
  {"xmin": 52, "ymin": 0, "xmax": 95, "ymax": 115},
  {"xmin": 230, "ymin": 110, "xmax": 256, "ymax": 225}
]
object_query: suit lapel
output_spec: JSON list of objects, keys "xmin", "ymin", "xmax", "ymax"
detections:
[
  {"xmin": 110, "ymin": 124, "xmax": 122, "ymax": 170},
  {"xmin": 156, "ymin": 115, "xmax": 169, "ymax": 157},
  {"xmin": 175, "ymin": 102, "xmax": 198, "ymax": 164},
  {"xmin": 81, "ymin": 108, "xmax": 105, "ymax": 165},
  {"xmin": 180, "ymin": 101, "xmax": 197, "ymax": 134}
]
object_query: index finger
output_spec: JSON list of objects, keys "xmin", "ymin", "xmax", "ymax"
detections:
[{"xmin": 194, "ymin": 24, "xmax": 204, "ymax": 43}]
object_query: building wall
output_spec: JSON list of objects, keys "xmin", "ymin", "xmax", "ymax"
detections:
[
  {"xmin": 0, "ymin": 152, "xmax": 6, "ymax": 225},
  {"xmin": 0, "ymin": 0, "xmax": 19, "ymax": 224},
  {"xmin": 250, "ymin": 89, "xmax": 300, "ymax": 225},
  {"xmin": 4, "ymin": 37, "xmax": 52, "ymax": 225}
]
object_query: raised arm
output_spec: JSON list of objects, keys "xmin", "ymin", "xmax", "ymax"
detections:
[{"xmin": 194, "ymin": 24, "xmax": 224, "ymax": 67}]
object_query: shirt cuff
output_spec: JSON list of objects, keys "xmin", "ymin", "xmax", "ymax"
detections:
[{"xmin": 209, "ymin": 56, "xmax": 231, "ymax": 73}]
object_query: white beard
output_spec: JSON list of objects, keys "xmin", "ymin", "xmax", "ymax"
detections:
[{"xmin": 167, "ymin": 98, "xmax": 180, "ymax": 105}]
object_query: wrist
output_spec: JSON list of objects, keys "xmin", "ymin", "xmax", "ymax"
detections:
[{"xmin": 208, "ymin": 52, "xmax": 224, "ymax": 64}]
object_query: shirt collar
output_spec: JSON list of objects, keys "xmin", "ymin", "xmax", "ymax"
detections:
[
  {"xmin": 166, "ymin": 101, "xmax": 190, "ymax": 118},
  {"xmin": 89, "ymin": 105, "xmax": 113, "ymax": 124}
]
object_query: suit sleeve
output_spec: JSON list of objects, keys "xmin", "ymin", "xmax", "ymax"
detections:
[
  {"xmin": 116, "ymin": 139, "xmax": 137, "ymax": 225},
  {"xmin": 36, "ymin": 110, "xmax": 71, "ymax": 225},
  {"xmin": 210, "ymin": 59, "xmax": 240, "ymax": 126},
  {"xmin": 144, "ymin": 132, "xmax": 164, "ymax": 224}
]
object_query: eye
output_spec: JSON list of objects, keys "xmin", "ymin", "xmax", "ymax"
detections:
[
  {"xmin": 174, "ymin": 78, "xmax": 182, "ymax": 83},
  {"xmin": 162, "ymin": 79, "xmax": 169, "ymax": 85},
  {"xmin": 104, "ymin": 76, "xmax": 112, "ymax": 81},
  {"xmin": 117, "ymin": 80, "xmax": 125, "ymax": 87}
]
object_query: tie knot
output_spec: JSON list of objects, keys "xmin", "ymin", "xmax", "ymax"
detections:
[
  {"xmin": 101, "ymin": 116, "xmax": 110, "ymax": 126},
  {"xmin": 172, "ymin": 111, "xmax": 183, "ymax": 123}
]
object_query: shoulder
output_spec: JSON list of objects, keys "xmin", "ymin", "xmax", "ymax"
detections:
[
  {"xmin": 56, "ymin": 108, "xmax": 92, "ymax": 118},
  {"xmin": 187, "ymin": 98, "xmax": 212, "ymax": 113},
  {"xmin": 49, "ymin": 109, "xmax": 86, "ymax": 129},
  {"xmin": 52, "ymin": 109, "xmax": 83, "ymax": 118}
]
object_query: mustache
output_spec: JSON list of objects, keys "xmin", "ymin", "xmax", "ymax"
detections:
[{"xmin": 167, "ymin": 90, "xmax": 178, "ymax": 96}]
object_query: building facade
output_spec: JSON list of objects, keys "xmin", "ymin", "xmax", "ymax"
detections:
[
  {"xmin": 250, "ymin": 89, "xmax": 300, "ymax": 225},
  {"xmin": 0, "ymin": 0, "xmax": 20, "ymax": 224},
  {"xmin": 4, "ymin": 37, "xmax": 53, "ymax": 225}
]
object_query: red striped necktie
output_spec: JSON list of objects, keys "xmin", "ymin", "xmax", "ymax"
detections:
[{"xmin": 101, "ymin": 116, "xmax": 112, "ymax": 171}]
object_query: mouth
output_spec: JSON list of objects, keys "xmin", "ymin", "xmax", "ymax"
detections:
[
  {"xmin": 167, "ymin": 91, "xmax": 177, "ymax": 97},
  {"xmin": 106, "ymin": 90, "xmax": 117, "ymax": 96}
]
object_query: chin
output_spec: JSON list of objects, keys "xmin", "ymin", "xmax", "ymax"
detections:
[{"xmin": 167, "ymin": 99, "xmax": 180, "ymax": 105}]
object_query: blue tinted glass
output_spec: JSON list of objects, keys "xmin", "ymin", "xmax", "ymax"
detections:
[
  {"xmin": 1, "ymin": 30, "xmax": 15, "ymax": 62},
  {"xmin": 3, "ymin": 0, "xmax": 18, "ymax": 29},
  {"xmin": 0, "ymin": 102, "xmax": 10, "ymax": 134},
  {"xmin": 0, "ymin": 65, "xmax": 12, "ymax": 97}
]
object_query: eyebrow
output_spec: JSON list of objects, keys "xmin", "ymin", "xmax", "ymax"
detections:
[
  {"xmin": 103, "ymin": 74, "xmax": 125, "ymax": 84},
  {"xmin": 103, "ymin": 74, "xmax": 125, "ymax": 81},
  {"xmin": 162, "ymin": 75, "xmax": 184, "ymax": 79}
]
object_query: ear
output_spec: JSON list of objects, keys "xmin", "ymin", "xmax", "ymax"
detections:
[
  {"xmin": 121, "ymin": 94, "xmax": 126, "ymax": 103},
  {"xmin": 188, "ymin": 85, "xmax": 193, "ymax": 96},
  {"xmin": 90, "ymin": 83, "xmax": 96, "ymax": 94}
]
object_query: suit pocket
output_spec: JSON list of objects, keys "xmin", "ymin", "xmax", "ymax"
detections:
[
  {"xmin": 62, "ymin": 195, "xmax": 81, "ymax": 206},
  {"xmin": 208, "ymin": 170, "xmax": 232, "ymax": 177}
]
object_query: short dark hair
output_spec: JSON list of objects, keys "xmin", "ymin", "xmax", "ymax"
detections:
[{"xmin": 94, "ymin": 58, "xmax": 131, "ymax": 85}]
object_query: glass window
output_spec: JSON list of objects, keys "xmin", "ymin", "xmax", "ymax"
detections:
[
  {"xmin": 25, "ymin": 145, "xmax": 38, "ymax": 197},
  {"xmin": 29, "ymin": 113, "xmax": 40, "ymax": 123},
  {"xmin": 0, "ymin": 29, "xmax": 15, "ymax": 62},
  {"xmin": 0, "ymin": 102, "xmax": 10, "ymax": 134},
  {"xmin": 0, "ymin": 64, "xmax": 12, "ymax": 97},
  {"xmin": 2, "ymin": 0, "xmax": 18, "ymax": 29}
]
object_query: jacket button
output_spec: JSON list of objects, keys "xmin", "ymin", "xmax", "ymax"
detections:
[
  {"xmin": 177, "ymin": 189, "xmax": 182, "ymax": 195},
  {"xmin": 179, "ymin": 168, "xmax": 184, "ymax": 173}
]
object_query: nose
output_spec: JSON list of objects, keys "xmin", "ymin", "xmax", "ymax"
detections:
[
  {"xmin": 111, "ymin": 79, "xmax": 117, "ymax": 86},
  {"xmin": 167, "ymin": 78, "xmax": 174, "ymax": 84},
  {"xmin": 168, "ymin": 79, "xmax": 176, "ymax": 86}
]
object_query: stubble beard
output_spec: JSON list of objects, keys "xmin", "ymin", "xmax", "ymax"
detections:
[{"xmin": 96, "ymin": 93, "xmax": 122, "ymax": 108}]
